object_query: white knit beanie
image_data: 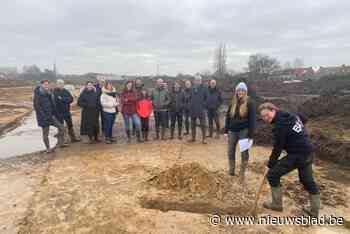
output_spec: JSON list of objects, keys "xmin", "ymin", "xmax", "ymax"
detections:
[{"xmin": 235, "ymin": 82, "xmax": 248, "ymax": 92}]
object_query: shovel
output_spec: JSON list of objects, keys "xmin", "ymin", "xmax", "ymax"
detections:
[{"xmin": 250, "ymin": 167, "xmax": 269, "ymax": 217}]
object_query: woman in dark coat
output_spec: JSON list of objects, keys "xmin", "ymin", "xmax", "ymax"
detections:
[
  {"xmin": 224, "ymin": 82, "xmax": 256, "ymax": 184},
  {"xmin": 78, "ymin": 81, "xmax": 100, "ymax": 143}
]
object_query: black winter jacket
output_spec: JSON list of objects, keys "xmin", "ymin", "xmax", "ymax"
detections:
[
  {"xmin": 53, "ymin": 88, "xmax": 74, "ymax": 122},
  {"xmin": 207, "ymin": 87, "xmax": 223, "ymax": 110},
  {"xmin": 269, "ymin": 111, "xmax": 313, "ymax": 164},
  {"xmin": 224, "ymin": 99, "xmax": 256, "ymax": 138},
  {"xmin": 184, "ymin": 88, "xmax": 192, "ymax": 112},
  {"xmin": 33, "ymin": 86, "xmax": 57, "ymax": 128},
  {"xmin": 189, "ymin": 85, "xmax": 208, "ymax": 117},
  {"xmin": 169, "ymin": 89, "xmax": 185, "ymax": 113},
  {"xmin": 78, "ymin": 89, "xmax": 100, "ymax": 135}
]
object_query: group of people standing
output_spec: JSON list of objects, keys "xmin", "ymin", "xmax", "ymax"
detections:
[
  {"xmin": 33, "ymin": 74, "xmax": 225, "ymax": 149},
  {"xmin": 33, "ymin": 76, "xmax": 320, "ymax": 218}
]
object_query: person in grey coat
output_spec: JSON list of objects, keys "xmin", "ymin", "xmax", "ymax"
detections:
[
  {"xmin": 169, "ymin": 81, "xmax": 185, "ymax": 140},
  {"xmin": 207, "ymin": 79, "xmax": 223, "ymax": 139},
  {"xmin": 188, "ymin": 74, "xmax": 208, "ymax": 144}
]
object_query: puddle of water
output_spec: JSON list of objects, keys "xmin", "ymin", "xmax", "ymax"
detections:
[{"xmin": 0, "ymin": 112, "xmax": 57, "ymax": 159}]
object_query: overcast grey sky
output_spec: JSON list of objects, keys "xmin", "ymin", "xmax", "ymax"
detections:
[{"xmin": 1, "ymin": 0, "xmax": 350, "ymax": 75}]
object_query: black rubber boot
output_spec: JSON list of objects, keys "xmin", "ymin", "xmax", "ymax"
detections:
[
  {"xmin": 144, "ymin": 130, "xmax": 149, "ymax": 142},
  {"xmin": 201, "ymin": 126, "xmax": 207, "ymax": 144},
  {"xmin": 155, "ymin": 129, "xmax": 160, "ymax": 140},
  {"xmin": 263, "ymin": 186, "xmax": 283, "ymax": 212},
  {"xmin": 126, "ymin": 130, "xmax": 131, "ymax": 143},
  {"xmin": 228, "ymin": 159, "xmax": 235, "ymax": 176},
  {"xmin": 178, "ymin": 126, "xmax": 182, "ymax": 140},
  {"xmin": 136, "ymin": 130, "xmax": 143, "ymax": 143},
  {"xmin": 170, "ymin": 128, "xmax": 175, "ymax": 140},
  {"xmin": 188, "ymin": 127, "xmax": 196, "ymax": 142},
  {"xmin": 207, "ymin": 126, "xmax": 213, "ymax": 138},
  {"xmin": 161, "ymin": 128, "xmax": 166, "ymax": 140}
]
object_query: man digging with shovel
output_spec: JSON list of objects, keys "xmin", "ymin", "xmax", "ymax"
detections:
[{"xmin": 259, "ymin": 102, "xmax": 320, "ymax": 218}]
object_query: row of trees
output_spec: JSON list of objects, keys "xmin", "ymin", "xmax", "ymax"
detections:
[{"xmin": 210, "ymin": 42, "xmax": 304, "ymax": 77}]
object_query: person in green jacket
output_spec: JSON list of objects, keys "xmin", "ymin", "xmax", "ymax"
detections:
[{"xmin": 151, "ymin": 79, "xmax": 171, "ymax": 140}]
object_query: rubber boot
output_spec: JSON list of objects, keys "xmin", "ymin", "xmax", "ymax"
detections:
[
  {"xmin": 126, "ymin": 130, "xmax": 131, "ymax": 143},
  {"xmin": 105, "ymin": 137, "xmax": 112, "ymax": 144},
  {"xmin": 68, "ymin": 127, "xmax": 81, "ymax": 143},
  {"xmin": 161, "ymin": 128, "xmax": 166, "ymax": 140},
  {"xmin": 215, "ymin": 130, "xmax": 220, "ymax": 139},
  {"xmin": 178, "ymin": 126, "xmax": 182, "ymax": 140},
  {"xmin": 184, "ymin": 123, "xmax": 189, "ymax": 135},
  {"xmin": 263, "ymin": 186, "xmax": 283, "ymax": 212},
  {"xmin": 57, "ymin": 132, "xmax": 69, "ymax": 148},
  {"xmin": 43, "ymin": 136, "xmax": 53, "ymax": 153},
  {"xmin": 142, "ymin": 130, "xmax": 146, "ymax": 141},
  {"xmin": 110, "ymin": 136, "xmax": 117, "ymax": 143},
  {"xmin": 228, "ymin": 159, "xmax": 235, "ymax": 176},
  {"xmin": 136, "ymin": 130, "xmax": 143, "ymax": 143},
  {"xmin": 188, "ymin": 126, "xmax": 196, "ymax": 142},
  {"xmin": 94, "ymin": 132, "xmax": 101, "ymax": 143},
  {"xmin": 239, "ymin": 153, "xmax": 249, "ymax": 184},
  {"xmin": 155, "ymin": 129, "xmax": 160, "ymax": 140},
  {"xmin": 207, "ymin": 126, "xmax": 213, "ymax": 138},
  {"xmin": 201, "ymin": 126, "xmax": 207, "ymax": 144},
  {"xmin": 143, "ymin": 130, "xmax": 149, "ymax": 142},
  {"xmin": 87, "ymin": 135, "xmax": 95, "ymax": 144},
  {"xmin": 303, "ymin": 194, "xmax": 320, "ymax": 218},
  {"xmin": 170, "ymin": 127, "xmax": 175, "ymax": 140}
]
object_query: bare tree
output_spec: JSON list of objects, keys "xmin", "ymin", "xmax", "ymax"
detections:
[
  {"xmin": 213, "ymin": 43, "xmax": 227, "ymax": 79},
  {"xmin": 293, "ymin": 58, "xmax": 304, "ymax": 68},
  {"xmin": 248, "ymin": 54, "xmax": 280, "ymax": 75}
]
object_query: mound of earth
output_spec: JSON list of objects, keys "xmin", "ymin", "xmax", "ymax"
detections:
[
  {"xmin": 140, "ymin": 163, "xmax": 255, "ymax": 215},
  {"xmin": 298, "ymin": 94, "xmax": 350, "ymax": 119}
]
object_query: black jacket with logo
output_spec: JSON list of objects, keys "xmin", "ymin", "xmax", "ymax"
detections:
[{"xmin": 269, "ymin": 111, "xmax": 313, "ymax": 164}]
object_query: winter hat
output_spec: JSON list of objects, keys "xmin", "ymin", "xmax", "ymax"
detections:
[{"xmin": 235, "ymin": 82, "xmax": 248, "ymax": 92}]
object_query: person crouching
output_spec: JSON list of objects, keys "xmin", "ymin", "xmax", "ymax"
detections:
[{"xmin": 259, "ymin": 102, "xmax": 320, "ymax": 217}]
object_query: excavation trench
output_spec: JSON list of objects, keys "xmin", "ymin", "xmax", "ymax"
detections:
[{"xmin": 139, "ymin": 163, "xmax": 255, "ymax": 215}]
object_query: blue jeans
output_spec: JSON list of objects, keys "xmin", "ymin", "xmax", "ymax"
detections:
[
  {"xmin": 103, "ymin": 112, "xmax": 116, "ymax": 138},
  {"xmin": 123, "ymin": 113, "xmax": 141, "ymax": 131}
]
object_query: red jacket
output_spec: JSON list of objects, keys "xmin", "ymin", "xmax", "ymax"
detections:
[
  {"xmin": 137, "ymin": 99, "xmax": 153, "ymax": 118},
  {"xmin": 121, "ymin": 90, "xmax": 138, "ymax": 114}
]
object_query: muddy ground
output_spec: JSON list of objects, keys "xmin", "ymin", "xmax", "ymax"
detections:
[
  {"xmin": 0, "ymin": 81, "xmax": 349, "ymax": 233},
  {"xmin": 0, "ymin": 114, "xmax": 349, "ymax": 233},
  {"xmin": 0, "ymin": 87, "xmax": 33, "ymax": 135}
]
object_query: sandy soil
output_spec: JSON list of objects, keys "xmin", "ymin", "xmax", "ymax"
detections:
[
  {"xmin": 0, "ymin": 126, "xmax": 349, "ymax": 233},
  {"xmin": 0, "ymin": 86, "xmax": 349, "ymax": 233}
]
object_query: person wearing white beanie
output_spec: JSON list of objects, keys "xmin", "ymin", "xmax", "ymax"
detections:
[
  {"xmin": 224, "ymin": 81, "xmax": 256, "ymax": 184},
  {"xmin": 235, "ymin": 82, "xmax": 248, "ymax": 92}
]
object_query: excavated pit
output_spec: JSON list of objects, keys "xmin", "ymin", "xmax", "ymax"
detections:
[{"xmin": 139, "ymin": 163, "xmax": 256, "ymax": 215}]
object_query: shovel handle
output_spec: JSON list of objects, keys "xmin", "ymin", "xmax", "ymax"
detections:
[{"xmin": 251, "ymin": 167, "xmax": 269, "ymax": 215}]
